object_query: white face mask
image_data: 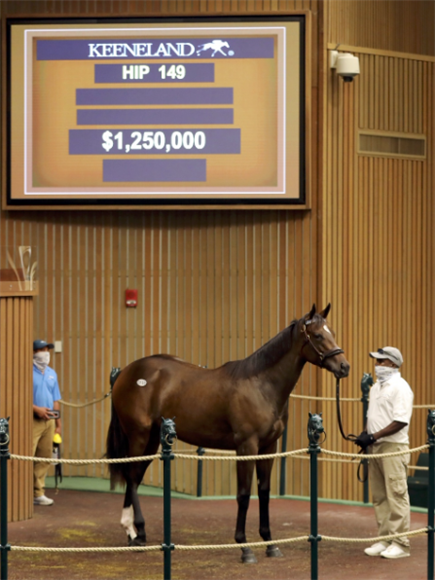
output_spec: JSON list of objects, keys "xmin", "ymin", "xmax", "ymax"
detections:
[
  {"xmin": 374, "ymin": 365, "xmax": 398, "ymax": 384},
  {"xmin": 33, "ymin": 351, "xmax": 50, "ymax": 373}
]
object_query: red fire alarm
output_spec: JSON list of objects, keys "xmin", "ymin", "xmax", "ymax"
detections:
[{"xmin": 125, "ymin": 289, "xmax": 138, "ymax": 308}]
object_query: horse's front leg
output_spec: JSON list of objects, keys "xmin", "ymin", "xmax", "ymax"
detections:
[
  {"xmin": 257, "ymin": 440, "xmax": 283, "ymax": 558},
  {"xmin": 235, "ymin": 443, "xmax": 257, "ymax": 564}
]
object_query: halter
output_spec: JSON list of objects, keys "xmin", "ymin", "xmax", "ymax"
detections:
[{"xmin": 301, "ymin": 322, "xmax": 344, "ymax": 367}]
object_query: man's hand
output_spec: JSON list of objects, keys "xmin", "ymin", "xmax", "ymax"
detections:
[
  {"xmin": 355, "ymin": 431, "xmax": 375, "ymax": 450},
  {"xmin": 33, "ymin": 406, "xmax": 55, "ymax": 421}
]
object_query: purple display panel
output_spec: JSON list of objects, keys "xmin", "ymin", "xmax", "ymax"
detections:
[
  {"xmin": 77, "ymin": 108, "xmax": 233, "ymax": 125},
  {"xmin": 69, "ymin": 128, "xmax": 241, "ymax": 155},
  {"xmin": 95, "ymin": 63, "xmax": 215, "ymax": 83},
  {"xmin": 76, "ymin": 88, "xmax": 233, "ymax": 105},
  {"xmin": 103, "ymin": 159, "xmax": 206, "ymax": 182},
  {"xmin": 37, "ymin": 37, "xmax": 274, "ymax": 60}
]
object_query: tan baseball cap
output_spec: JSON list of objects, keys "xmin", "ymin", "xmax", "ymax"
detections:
[{"xmin": 369, "ymin": 346, "xmax": 403, "ymax": 367}]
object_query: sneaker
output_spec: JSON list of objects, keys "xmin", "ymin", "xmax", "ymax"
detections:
[
  {"xmin": 381, "ymin": 544, "xmax": 410, "ymax": 559},
  {"xmin": 34, "ymin": 495, "xmax": 54, "ymax": 506},
  {"xmin": 364, "ymin": 541, "xmax": 390, "ymax": 556}
]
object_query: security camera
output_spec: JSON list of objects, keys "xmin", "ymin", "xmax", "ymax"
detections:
[{"xmin": 330, "ymin": 50, "xmax": 360, "ymax": 82}]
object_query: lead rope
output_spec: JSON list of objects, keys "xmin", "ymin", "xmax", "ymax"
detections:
[{"xmin": 336, "ymin": 378, "xmax": 368, "ymax": 483}]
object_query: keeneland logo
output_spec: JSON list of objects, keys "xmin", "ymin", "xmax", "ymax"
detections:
[
  {"xmin": 196, "ymin": 40, "xmax": 234, "ymax": 57},
  {"xmin": 87, "ymin": 39, "xmax": 234, "ymax": 58}
]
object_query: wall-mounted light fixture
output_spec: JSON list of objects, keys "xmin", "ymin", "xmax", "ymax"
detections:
[{"xmin": 330, "ymin": 50, "xmax": 360, "ymax": 83}]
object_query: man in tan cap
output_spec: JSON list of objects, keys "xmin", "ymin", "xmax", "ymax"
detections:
[{"xmin": 355, "ymin": 346, "xmax": 413, "ymax": 559}]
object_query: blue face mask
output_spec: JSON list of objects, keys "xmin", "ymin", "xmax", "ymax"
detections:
[{"xmin": 374, "ymin": 365, "xmax": 398, "ymax": 384}]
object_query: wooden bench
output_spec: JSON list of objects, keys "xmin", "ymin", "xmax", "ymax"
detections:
[{"xmin": 408, "ymin": 452, "xmax": 430, "ymax": 508}]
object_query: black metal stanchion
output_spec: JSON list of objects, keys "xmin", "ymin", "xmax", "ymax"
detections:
[
  {"xmin": 160, "ymin": 418, "xmax": 176, "ymax": 580},
  {"xmin": 0, "ymin": 418, "xmax": 11, "ymax": 580},
  {"xmin": 427, "ymin": 411, "xmax": 435, "ymax": 580},
  {"xmin": 279, "ymin": 424, "xmax": 288, "ymax": 496},
  {"xmin": 360, "ymin": 373, "xmax": 373, "ymax": 504},
  {"xmin": 307, "ymin": 413, "xmax": 324, "ymax": 580},
  {"xmin": 196, "ymin": 447, "xmax": 205, "ymax": 497}
]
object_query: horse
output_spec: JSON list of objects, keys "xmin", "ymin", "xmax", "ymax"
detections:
[
  {"xmin": 106, "ymin": 304, "xmax": 350, "ymax": 563},
  {"xmin": 196, "ymin": 40, "xmax": 230, "ymax": 57}
]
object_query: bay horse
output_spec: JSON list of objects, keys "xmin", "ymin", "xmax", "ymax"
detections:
[{"xmin": 107, "ymin": 304, "xmax": 350, "ymax": 563}]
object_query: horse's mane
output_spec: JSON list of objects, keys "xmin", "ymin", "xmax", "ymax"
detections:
[{"xmin": 223, "ymin": 320, "xmax": 298, "ymax": 380}]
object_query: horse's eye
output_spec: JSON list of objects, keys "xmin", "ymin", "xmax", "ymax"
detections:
[{"xmin": 314, "ymin": 333, "xmax": 321, "ymax": 339}]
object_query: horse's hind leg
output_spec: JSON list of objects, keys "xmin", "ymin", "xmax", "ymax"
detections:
[
  {"xmin": 121, "ymin": 460, "xmax": 150, "ymax": 546},
  {"xmin": 121, "ymin": 432, "xmax": 159, "ymax": 546},
  {"xmin": 257, "ymin": 441, "xmax": 283, "ymax": 558}
]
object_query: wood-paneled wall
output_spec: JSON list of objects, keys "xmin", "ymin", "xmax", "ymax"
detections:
[
  {"xmin": 0, "ymin": 295, "xmax": 34, "ymax": 522},
  {"xmin": 326, "ymin": 0, "xmax": 435, "ymax": 57},
  {"xmin": 0, "ymin": 0, "xmax": 321, "ymax": 498},
  {"xmin": 321, "ymin": 0, "xmax": 435, "ymax": 501},
  {"xmin": 1, "ymin": 0, "xmax": 434, "ymax": 505}
]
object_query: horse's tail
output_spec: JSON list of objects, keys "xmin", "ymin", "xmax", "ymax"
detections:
[{"xmin": 106, "ymin": 403, "xmax": 129, "ymax": 490}]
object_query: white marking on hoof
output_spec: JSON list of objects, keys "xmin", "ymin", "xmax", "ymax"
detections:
[
  {"xmin": 137, "ymin": 379, "xmax": 147, "ymax": 387},
  {"xmin": 121, "ymin": 506, "xmax": 137, "ymax": 540}
]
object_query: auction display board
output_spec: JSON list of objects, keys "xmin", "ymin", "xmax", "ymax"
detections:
[{"xmin": 4, "ymin": 17, "xmax": 307, "ymax": 209}]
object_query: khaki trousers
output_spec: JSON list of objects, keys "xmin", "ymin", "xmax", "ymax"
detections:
[
  {"xmin": 33, "ymin": 418, "xmax": 55, "ymax": 498},
  {"xmin": 368, "ymin": 441, "xmax": 411, "ymax": 552}
]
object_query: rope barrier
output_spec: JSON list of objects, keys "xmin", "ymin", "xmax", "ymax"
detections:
[
  {"xmin": 290, "ymin": 393, "xmax": 435, "ymax": 408},
  {"xmin": 57, "ymin": 389, "xmax": 435, "ymax": 409},
  {"xmin": 11, "ymin": 545, "xmax": 161, "ymax": 553},
  {"xmin": 9, "ymin": 443, "xmax": 430, "ymax": 465},
  {"xmin": 321, "ymin": 444, "xmax": 430, "ymax": 460},
  {"xmin": 9, "ymin": 453, "xmax": 160, "ymax": 465},
  {"xmin": 322, "ymin": 527, "xmax": 428, "ymax": 543},
  {"xmin": 10, "ymin": 528, "xmax": 429, "ymax": 554},
  {"xmin": 290, "ymin": 394, "xmax": 360, "ymax": 402},
  {"xmin": 11, "ymin": 536, "xmax": 309, "ymax": 554}
]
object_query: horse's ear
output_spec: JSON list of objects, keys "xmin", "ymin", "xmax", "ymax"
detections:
[
  {"xmin": 309, "ymin": 412, "xmax": 312, "ymax": 418},
  {"xmin": 319, "ymin": 304, "xmax": 331, "ymax": 319},
  {"xmin": 307, "ymin": 304, "xmax": 316, "ymax": 320}
]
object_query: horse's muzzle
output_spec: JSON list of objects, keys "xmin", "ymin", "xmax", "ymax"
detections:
[{"xmin": 334, "ymin": 361, "xmax": 350, "ymax": 379}]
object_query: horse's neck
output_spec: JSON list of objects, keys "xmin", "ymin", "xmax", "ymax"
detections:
[{"xmin": 262, "ymin": 350, "xmax": 307, "ymax": 412}]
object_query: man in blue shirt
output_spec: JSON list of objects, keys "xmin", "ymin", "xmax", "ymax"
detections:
[{"xmin": 33, "ymin": 339, "xmax": 62, "ymax": 506}]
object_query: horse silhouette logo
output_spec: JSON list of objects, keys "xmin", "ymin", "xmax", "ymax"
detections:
[{"xmin": 196, "ymin": 40, "xmax": 233, "ymax": 57}]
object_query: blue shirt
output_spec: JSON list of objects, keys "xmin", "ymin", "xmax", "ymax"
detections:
[{"xmin": 33, "ymin": 365, "xmax": 61, "ymax": 409}]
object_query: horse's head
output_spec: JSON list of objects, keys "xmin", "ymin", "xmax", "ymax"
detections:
[{"xmin": 299, "ymin": 304, "xmax": 350, "ymax": 379}]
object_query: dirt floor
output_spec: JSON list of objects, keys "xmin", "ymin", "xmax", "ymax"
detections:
[{"xmin": 7, "ymin": 489, "xmax": 429, "ymax": 580}]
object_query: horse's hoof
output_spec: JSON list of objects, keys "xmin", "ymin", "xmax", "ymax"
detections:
[
  {"xmin": 266, "ymin": 546, "xmax": 283, "ymax": 558},
  {"xmin": 128, "ymin": 536, "xmax": 146, "ymax": 547},
  {"xmin": 241, "ymin": 549, "xmax": 258, "ymax": 564}
]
